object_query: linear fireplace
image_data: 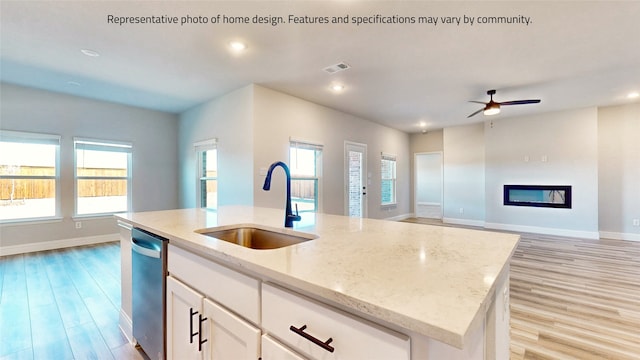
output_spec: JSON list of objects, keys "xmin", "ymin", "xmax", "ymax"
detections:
[{"xmin": 503, "ymin": 185, "xmax": 572, "ymax": 209}]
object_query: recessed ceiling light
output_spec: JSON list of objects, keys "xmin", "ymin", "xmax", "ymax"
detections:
[
  {"xmin": 627, "ymin": 91, "xmax": 639, "ymax": 99},
  {"xmin": 418, "ymin": 121, "xmax": 427, "ymax": 127},
  {"xmin": 66, "ymin": 81, "xmax": 81, "ymax": 87},
  {"xmin": 229, "ymin": 41, "xmax": 247, "ymax": 52},
  {"xmin": 331, "ymin": 84, "xmax": 345, "ymax": 92},
  {"xmin": 80, "ymin": 49, "xmax": 100, "ymax": 57}
]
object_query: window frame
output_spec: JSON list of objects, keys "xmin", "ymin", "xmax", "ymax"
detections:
[
  {"xmin": 0, "ymin": 130, "xmax": 61, "ymax": 223},
  {"xmin": 195, "ymin": 138, "xmax": 218, "ymax": 210},
  {"xmin": 289, "ymin": 138, "xmax": 323, "ymax": 213},
  {"xmin": 74, "ymin": 137, "xmax": 132, "ymax": 217},
  {"xmin": 380, "ymin": 153, "xmax": 397, "ymax": 206}
]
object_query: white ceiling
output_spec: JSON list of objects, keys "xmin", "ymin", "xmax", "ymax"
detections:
[{"xmin": 2, "ymin": 1, "xmax": 639, "ymax": 133}]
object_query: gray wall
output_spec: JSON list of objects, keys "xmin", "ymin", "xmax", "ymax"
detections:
[
  {"xmin": 0, "ymin": 83, "xmax": 179, "ymax": 248},
  {"xmin": 252, "ymin": 85, "xmax": 411, "ymax": 219},
  {"xmin": 484, "ymin": 108, "xmax": 599, "ymax": 238},
  {"xmin": 178, "ymin": 85, "xmax": 255, "ymax": 209},
  {"xmin": 598, "ymin": 103, "xmax": 640, "ymax": 239},
  {"xmin": 178, "ymin": 84, "xmax": 411, "ymax": 220},
  {"xmin": 410, "ymin": 104, "xmax": 638, "ymax": 240},
  {"xmin": 442, "ymin": 123, "xmax": 486, "ymax": 225}
]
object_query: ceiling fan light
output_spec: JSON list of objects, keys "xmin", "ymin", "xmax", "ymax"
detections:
[{"xmin": 483, "ymin": 104, "xmax": 500, "ymax": 116}]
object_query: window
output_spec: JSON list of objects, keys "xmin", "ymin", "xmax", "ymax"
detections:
[
  {"xmin": 195, "ymin": 139, "xmax": 217, "ymax": 209},
  {"xmin": 289, "ymin": 139, "xmax": 323, "ymax": 213},
  {"xmin": 0, "ymin": 130, "xmax": 60, "ymax": 222},
  {"xmin": 74, "ymin": 138, "xmax": 132, "ymax": 216},
  {"xmin": 381, "ymin": 153, "xmax": 397, "ymax": 206}
]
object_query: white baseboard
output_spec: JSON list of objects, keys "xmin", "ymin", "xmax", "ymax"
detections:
[
  {"xmin": 119, "ymin": 309, "xmax": 136, "ymax": 345},
  {"xmin": 485, "ymin": 222, "xmax": 600, "ymax": 239},
  {"xmin": 443, "ymin": 217, "xmax": 486, "ymax": 228},
  {"xmin": 0, "ymin": 233, "xmax": 119, "ymax": 257},
  {"xmin": 599, "ymin": 231, "xmax": 640, "ymax": 242},
  {"xmin": 385, "ymin": 213, "xmax": 414, "ymax": 221}
]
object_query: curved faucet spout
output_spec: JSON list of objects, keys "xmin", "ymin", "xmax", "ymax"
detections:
[{"xmin": 262, "ymin": 161, "xmax": 301, "ymax": 228}]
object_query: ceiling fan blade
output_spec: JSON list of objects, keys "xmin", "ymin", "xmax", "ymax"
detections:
[
  {"xmin": 467, "ymin": 108, "xmax": 485, "ymax": 118},
  {"xmin": 469, "ymin": 101, "xmax": 487, "ymax": 105},
  {"xmin": 499, "ymin": 99, "xmax": 541, "ymax": 106}
]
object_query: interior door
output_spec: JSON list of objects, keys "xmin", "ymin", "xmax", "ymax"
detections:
[
  {"xmin": 414, "ymin": 152, "xmax": 443, "ymax": 219},
  {"xmin": 345, "ymin": 142, "xmax": 367, "ymax": 218}
]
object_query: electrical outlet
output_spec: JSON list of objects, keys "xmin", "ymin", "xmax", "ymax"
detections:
[
  {"xmin": 75, "ymin": 221, "xmax": 82, "ymax": 229},
  {"xmin": 633, "ymin": 219, "xmax": 640, "ymax": 227},
  {"xmin": 459, "ymin": 208, "xmax": 464, "ymax": 214}
]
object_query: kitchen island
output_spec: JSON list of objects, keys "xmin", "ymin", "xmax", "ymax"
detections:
[{"xmin": 116, "ymin": 206, "xmax": 519, "ymax": 359}]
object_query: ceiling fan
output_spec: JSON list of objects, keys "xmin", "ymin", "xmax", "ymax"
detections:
[{"xmin": 467, "ymin": 89, "xmax": 541, "ymax": 118}]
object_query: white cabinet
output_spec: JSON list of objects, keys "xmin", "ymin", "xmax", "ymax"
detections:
[
  {"xmin": 167, "ymin": 276, "xmax": 205, "ymax": 359},
  {"xmin": 262, "ymin": 283, "xmax": 410, "ymax": 360},
  {"xmin": 168, "ymin": 244, "xmax": 260, "ymax": 324},
  {"xmin": 117, "ymin": 220, "xmax": 134, "ymax": 343},
  {"xmin": 166, "ymin": 276, "xmax": 260, "ymax": 360},
  {"xmin": 261, "ymin": 335, "xmax": 306, "ymax": 360},
  {"xmin": 203, "ymin": 298, "xmax": 260, "ymax": 360},
  {"xmin": 167, "ymin": 244, "xmax": 409, "ymax": 360}
]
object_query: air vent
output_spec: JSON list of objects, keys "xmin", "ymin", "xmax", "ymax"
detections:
[{"xmin": 323, "ymin": 62, "xmax": 351, "ymax": 74}]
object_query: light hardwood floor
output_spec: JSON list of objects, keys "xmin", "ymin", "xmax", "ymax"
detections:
[
  {"xmin": 2, "ymin": 223, "xmax": 639, "ymax": 360},
  {"xmin": 0, "ymin": 242, "xmax": 147, "ymax": 360}
]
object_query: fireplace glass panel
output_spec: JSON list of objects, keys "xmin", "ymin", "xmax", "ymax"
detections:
[{"xmin": 503, "ymin": 185, "xmax": 571, "ymax": 209}]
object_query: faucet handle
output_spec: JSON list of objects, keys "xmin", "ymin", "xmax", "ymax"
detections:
[{"xmin": 290, "ymin": 204, "xmax": 301, "ymax": 222}]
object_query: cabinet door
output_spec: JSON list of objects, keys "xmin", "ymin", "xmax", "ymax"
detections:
[
  {"xmin": 167, "ymin": 276, "xmax": 205, "ymax": 360},
  {"xmin": 202, "ymin": 298, "xmax": 260, "ymax": 360},
  {"xmin": 262, "ymin": 335, "xmax": 307, "ymax": 360}
]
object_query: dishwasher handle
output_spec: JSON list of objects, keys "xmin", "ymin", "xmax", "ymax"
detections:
[{"xmin": 131, "ymin": 238, "xmax": 161, "ymax": 258}]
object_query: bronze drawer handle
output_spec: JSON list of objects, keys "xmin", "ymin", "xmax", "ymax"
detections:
[
  {"xmin": 189, "ymin": 308, "xmax": 208, "ymax": 352},
  {"xmin": 289, "ymin": 324, "xmax": 335, "ymax": 353}
]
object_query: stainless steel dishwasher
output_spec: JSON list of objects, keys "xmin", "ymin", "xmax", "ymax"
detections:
[{"xmin": 132, "ymin": 227, "xmax": 168, "ymax": 360}]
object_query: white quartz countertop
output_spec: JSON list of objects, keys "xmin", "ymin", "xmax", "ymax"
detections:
[{"xmin": 116, "ymin": 206, "xmax": 519, "ymax": 349}]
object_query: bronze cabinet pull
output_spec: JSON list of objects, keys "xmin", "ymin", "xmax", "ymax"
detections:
[
  {"xmin": 189, "ymin": 308, "xmax": 208, "ymax": 351},
  {"xmin": 289, "ymin": 324, "xmax": 335, "ymax": 353}
]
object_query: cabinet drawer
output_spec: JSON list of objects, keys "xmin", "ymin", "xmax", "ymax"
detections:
[
  {"xmin": 262, "ymin": 283, "xmax": 410, "ymax": 360},
  {"xmin": 168, "ymin": 244, "xmax": 260, "ymax": 324},
  {"xmin": 262, "ymin": 335, "xmax": 306, "ymax": 360}
]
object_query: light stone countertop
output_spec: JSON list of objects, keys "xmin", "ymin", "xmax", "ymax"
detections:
[{"xmin": 116, "ymin": 206, "xmax": 519, "ymax": 349}]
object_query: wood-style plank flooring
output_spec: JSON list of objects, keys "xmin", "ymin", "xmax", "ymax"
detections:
[
  {"xmin": 404, "ymin": 218, "xmax": 640, "ymax": 360},
  {"xmin": 0, "ymin": 242, "xmax": 147, "ymax": 360},
  {"xmin": 509, "ymin": 234, "xmax": 640, "ymax": 359},
  {"xmin": 2, "ymin": 223, "xmax": 640, "ymax": 360}
]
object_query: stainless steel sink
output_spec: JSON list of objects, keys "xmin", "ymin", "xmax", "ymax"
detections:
[{"xmin": 197, "ymin": 227, "xmax": 316, "ymax": 249}]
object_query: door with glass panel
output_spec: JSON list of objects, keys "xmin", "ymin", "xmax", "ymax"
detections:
[{"xmin": 344, "ymin": 142, "xmax": 367, "ymax": 218}]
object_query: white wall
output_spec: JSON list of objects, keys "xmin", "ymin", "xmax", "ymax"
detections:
[
  {"xmin": 0, "ymin": 83, "xmax": 179, "ymax": 249},
  {"xmin": 252, "ymin": 85, "xmax": 411, "ymax": 220},
  {"xmin": 178, "ymin": 86, "xmax": 255, "ymax": 208},
  {"xmin": 484, "ymin": 108, "xmax": 599, "ymax": 238},
  {"xmin": 442, "ymin": 123, "xmax": 486, "ymax": 225},
  {"xmin": 598, "ymin": 103, "xmax": 640, "ymax": 240}
]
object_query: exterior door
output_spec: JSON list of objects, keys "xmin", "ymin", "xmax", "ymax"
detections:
[{"xmin": 345, "ymin": 142, "xmax": 367, "ymax": 218}]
